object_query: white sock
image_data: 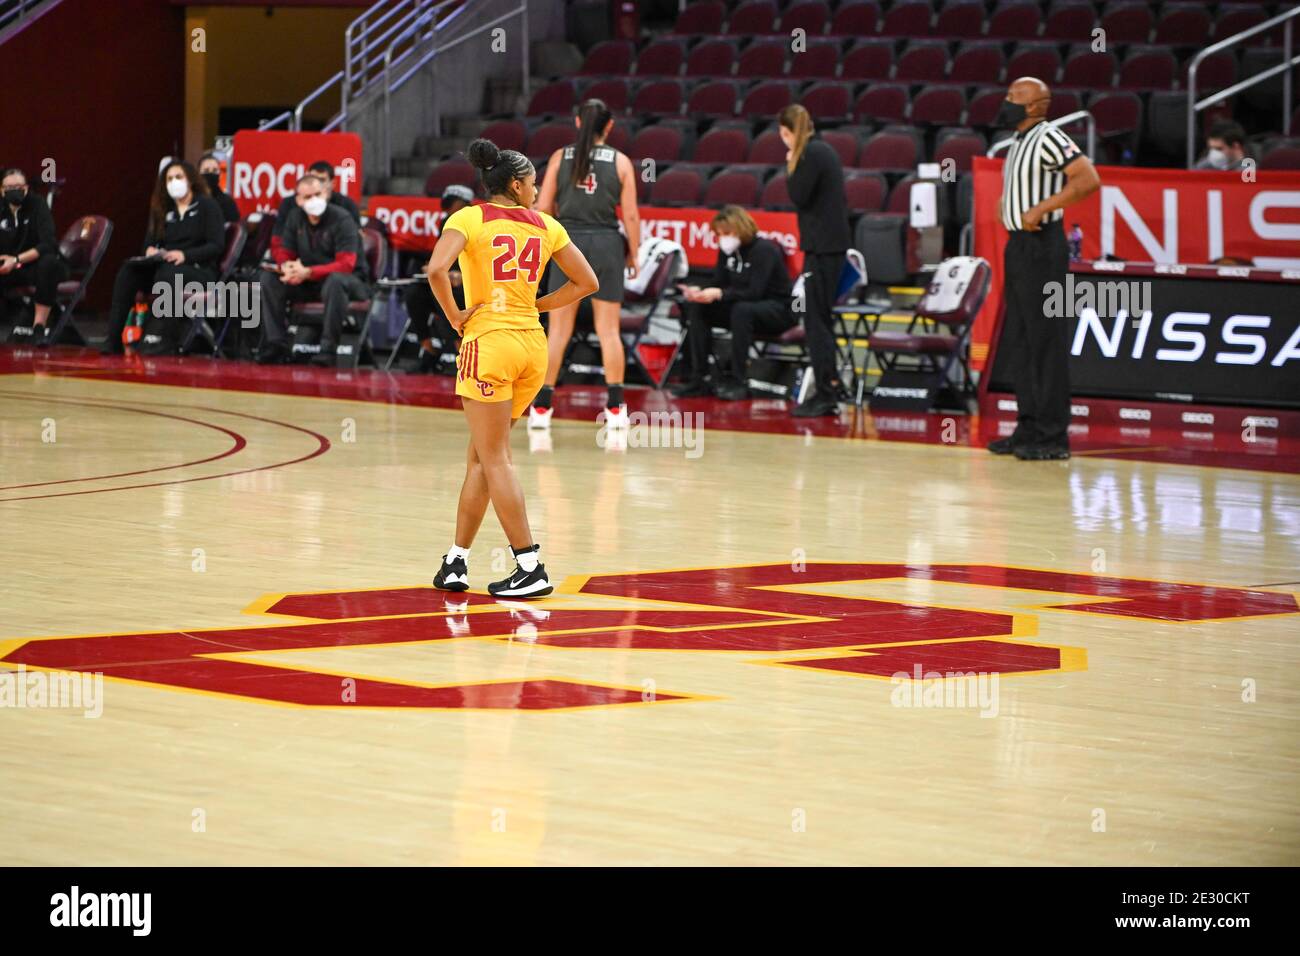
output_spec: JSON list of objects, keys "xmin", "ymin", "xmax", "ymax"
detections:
[
  {"xmin": 447, "ymin": 545, "xmax": 470, "ymax": 563},
  {"xmin": 515, "ymin": 547, "xmax": 539, "ymax": 573}
]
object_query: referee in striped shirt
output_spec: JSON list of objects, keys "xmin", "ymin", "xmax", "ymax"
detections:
[{"xmin": 991, "ymin": 77, "xmax": 1100, "ymax": 461}]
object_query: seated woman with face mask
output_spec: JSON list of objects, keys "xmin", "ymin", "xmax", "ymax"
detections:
[
  {"xmin": 671, "ymin": 205, "xmax": 795, "ymax": 401},
  {"xmin": 101, "ymin": 160, "xmax": 225, "ymax": 355}
]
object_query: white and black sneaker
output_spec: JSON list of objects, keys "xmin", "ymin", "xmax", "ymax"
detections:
[
  {"xmin": 488, "ymin": 550, "xmax": 552, "ymax": 598},
  {"xmin": 433, "ymin": 553, "xmax": 469, "ymax": 592}
]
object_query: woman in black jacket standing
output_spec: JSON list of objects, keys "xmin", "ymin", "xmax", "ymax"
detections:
[
  {"xmin": 780, "ymin": 105, "xmax": 851, "ymax": 417},
  {"xmin": 101, "ymin": 160, "xmax": 224, "ymax": 355}
]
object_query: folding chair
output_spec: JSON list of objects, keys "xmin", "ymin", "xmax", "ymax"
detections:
[
  {"xmin": 3, "ymin": 214, "xmax": 113, "ymax": 346},
  {"xmin": 183, "ymin": 221, "xmax": 246, "ymax": 355},
  {"xmin": 618, "ymin": 249, "xmax": 683, "ymax": 388},
  {"xmin": 866, "ymin": 255, "xmax": 991, "ymax": 411},
  {"xmin": 286, "ymin": 226, "xmax": 389, "ymax": 368}
]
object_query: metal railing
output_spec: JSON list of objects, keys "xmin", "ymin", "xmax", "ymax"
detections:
[
  {"xmin": 295, "ymin": 70, "xmax": 345, "ymax": 132},
  {"xmin": 258, "ymin": 110, "xmax": 294, "ymax": 131},
  {"xmin": 0, "ymin": 0, "xmax": 45, "ymax": 40},
  {"xmin": 1186, "ymin": 6, "xmax": 1300, "ymax": 168},
  {"xmin": 986, "ymin": 111, "xmax": 1098, "ymax": 160}
]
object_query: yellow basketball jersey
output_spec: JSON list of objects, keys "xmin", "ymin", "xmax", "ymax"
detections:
[{"xmin": 441, "ymin": 202, "xmax": 571, "ymax": 342}]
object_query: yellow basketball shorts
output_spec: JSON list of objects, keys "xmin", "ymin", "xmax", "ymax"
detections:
[{"xmin": 455, "ymin": 328, "xmax": 548, "ymax": 419}]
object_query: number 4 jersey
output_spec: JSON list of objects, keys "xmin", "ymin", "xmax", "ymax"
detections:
[{"xmin": 442, "ymin": 202, "xmax": 571, "ymax": 342}]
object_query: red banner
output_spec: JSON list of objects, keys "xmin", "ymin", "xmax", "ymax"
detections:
[
  {"xmin": 638, "ymin": 205, "xmax": 804, "ymax": 276},
  {"xmin": 971, "ymin": 157, "xmax": 1300, "ymax": 369},
  {"xmin": 365, "ymin": 195, "xmax": 446, "ymax": 252},
  {"xmin": 230, "ymin": 130, "xmax": 364, "ymax": 218}
]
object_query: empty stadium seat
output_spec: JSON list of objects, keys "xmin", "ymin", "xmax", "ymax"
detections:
[
  {"xmin": 727, "ymin": 0, "xmax": 780, "ymax": 35},
  {"xmin": 741, "ymin": 80, "xmax": 794, "ymax": 115},
  {"xmin": 911, "ymin": 86, "xmax": 966, "ymax": 126},
  {"xmin": 1182, "ymin": 51, "xmax": 1239, "ymax": 95},
  {"xmin": 935, "ymin": 0, "xmax": 986, "ymax": 39},
  {"xmin": 1007, "ymin": 43, "xmax": 1062, "ymax": 85},
  {"xmin": 934, "ymin": 127, "xmax": 987, "ymax": 174},
  {"xmin": 1101, "ymin": 1, "xmax": 1155, "ymax": 45},
  {"xmin": 584, "ymin": 79, "xmax": 630, "ymax": 112},
  {"xmin": 781, "ymin": 0, "xmax": 831, "ymax": 35},
  {"xmin": 686, "ymin": 39, "xmax": 737, "ymax": 77},
  {"xmin": 424, "ymin": 159, "xmax": 475, "ymax": 197},
  {"xmin": 789, "ymin": 40, "xmax": 843, "ymax": 79},
  {"xmin": 748, "ymin": 130, "xmax": 788, "ymax": 164},
  {"xmin": 580, "ymin": 40, "xmax": 634, "ymax": 76},
  {"xmin": 636, "ymin": 38, "xmax": 686, "ymax": 76},
  {"xmin": 1119, "ymin": 47, "xmax": 1177, "ymax": 91},
  {"xmin": 842, "ymin": 40, "xmax": 895, "ymax": 80},
  {"xmin": 801, "ymin": 82, "xmax": 853, "ymax": 121},
  {"xmin": 687, "ymin": 80, "xmax": 739, "ymax": 117},
  {"xmin": 896, "ymin": 42, "xmax": 950, "ymax": 82},
  {"xmin": 738, "ymin": 38, "xmax": 787, "ymax": 77},
  {"xmin": 1154, "ymin": 4, "xmax": 1212, "ymax": 46},
  {"xmin": 631, "ymin": 124, "xmax": 686, "ymax": 162},
  {"xmin": 821, "ymin": 129, "xmax": 860, "ymax": 168},
  {"xmin": 1047, "ymin": 90, "xmax": 1082, "ymax": 120},
  {"xmin": 855, "ymin": 84, "xmax": 909, "ymax": 123},
  {"xmin": 704, "ymin": 168, "xmax": 762, "ymax": 206},
  {"xmin": 1213, "ymin": 4, "xmax": 1268, "ymax": 44},
  {"xmin": 844, "ymin": 172, "xmax": 888, "ymax": 213},
  {"xmin": 988, "ymin": 1, "xmax": 1043, "ymax": 40},
  {"xmin": 1261, "ymin": 139, "xmax": 1300, "ymax": 169},
  {"xmin": 633, "ymin": 79, "xmax": 685, "ymax": 116},
  {"xmin": 856, "ymin": 214, "xmax": 909, "ymax": 284},
  {"xmin": 693, "ymin": 127, "xmax": 752, "ymax": 164},
  {"xmin": 1043, "ymin": 2, "xmax": 1097, "ymax": 42},
  {"xmin": 649, "ymin": 166, "xmax": 704, "ymax": 205},
  {"xmin": 829, "ymin": 0, "xmax": 880, "ymax": 36},
  {"xmin": 1088, "ymin": 90, "xmax": 1142, "ymax": 154},
  {"xmin": 526, "ymin": 80, "xmax": 575, "ymax": 117},
  {"xmin": 478, "ymin": 120, "xmax": 526, "ymax": 154},
  {"xmin": 761, "ymin": 172, "xmax": 794, "ymax": 209},
  {"xmin": 950, "ymin": 43, "xmax": 1005, "ymax": 84},
  {"xmin": 673, "ymin": 1, "xmax": 725, "ymax": 35},
  {"xmin": 859, "ymin": 127, "xmax": 921, "ymax": 171},
  {"xmin": 966, "ymin": 87, "xmax": 1007, "ymax": 127},
  {"xmin": 880, "ymin": 0, "xmax": 933, "ymax": 37},
  {"xmin": 1062, "ymin": 47, "xmax": 1118, "ymax": 88}
]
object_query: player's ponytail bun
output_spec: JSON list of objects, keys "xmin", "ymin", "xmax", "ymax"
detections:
[{"xmin": 466, "ymin": 137, "xmax": 536, "ymax": 204}]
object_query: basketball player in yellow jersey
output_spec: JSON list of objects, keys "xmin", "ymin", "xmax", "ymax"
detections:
[{"xmin": 426, "ymin": 138, "xmax": 598, "ymax": 598}]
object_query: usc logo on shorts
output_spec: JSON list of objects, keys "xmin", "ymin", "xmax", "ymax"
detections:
[{"xmin": 457, "ymin": 338, "xmax": 492, "ymax": 394}]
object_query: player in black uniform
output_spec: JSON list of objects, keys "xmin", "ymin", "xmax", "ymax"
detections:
[{"xmin": 531, "ymin": 98, "xmax": 640, "ymax": 430}]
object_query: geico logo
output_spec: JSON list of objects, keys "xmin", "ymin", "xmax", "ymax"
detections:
[
  {"xmin": 997, "ymin": 399, "xmax": 1018, "ymax": 411},
  {"xmin": 1181, "ymin": 411, "xmax": 1214, "ymax": 424},
  {"xmin": 1242, "ymin": 416, "xmax": 1280, "ymax": 428},
  {"xmin": 1181, "ymin": 430, "xmax": 1215, "ymax": 441},
  {"xmin": 1217, "ymin": 266, "xmax": 1251, "ymax": 278},
  {"xmin": 1155, "ymin": 264, "xmax": 1188, "ymax": 275},
  {"xmin": 373, "ymin": 207, "xmax": 439, "ymax": 235},
  {"xmin": 1072, "ymin": 309, "xmax": 1300, "ymax": 366},
  {"xmin": 1119, "ymin": 407, "xmax": 1151, "ymax": 420},
  {"xmin": 874, "ymin": 387, "xmax": 930, "ymax": 398},
  {"xmin": 1093, "ymin": 260, "xmax": 1126, "ymax": 271},
  {"xmin": 1070, "ymin": 404, "xmax": 1089, "ymax": 416}
]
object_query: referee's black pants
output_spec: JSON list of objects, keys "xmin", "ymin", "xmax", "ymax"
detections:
[
  {"xmin": 1002, "ymin": 221, "xmax": 1071, "ymax": 447},
  {"xmin": 800, "ymin": 251, "xmax": 845, "ymax": 393}
]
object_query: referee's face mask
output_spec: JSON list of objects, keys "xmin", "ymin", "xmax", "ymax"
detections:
[{"xmin": 995, "ymin": 95, "xmax": 1048, "ymax": 129}]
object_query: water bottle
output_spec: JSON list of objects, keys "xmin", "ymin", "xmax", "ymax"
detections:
[{"xmin": 1069, "ymin": 224, "xmax": 1083, "ymax": 262}]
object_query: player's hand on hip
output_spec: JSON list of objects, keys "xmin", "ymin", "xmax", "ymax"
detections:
[
  {"xmin": 449, "ymin": 302, "xmax": 483, "ymax": 336},
  {"xmin": 1021, "ymin": 205, "xmax": 1046, "ymax": 231}
]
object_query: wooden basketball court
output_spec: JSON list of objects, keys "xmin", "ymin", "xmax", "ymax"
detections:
[{"xmin": 2, "ymin": 352, "xmax": 1297, "ymax": 866}]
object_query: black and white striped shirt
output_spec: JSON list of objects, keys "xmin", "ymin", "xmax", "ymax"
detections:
[{"xmin": 999, "ymin": 120, "xmax": 1084, "ymax": 231}]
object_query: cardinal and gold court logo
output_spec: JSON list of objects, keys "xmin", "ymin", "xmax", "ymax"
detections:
[{"xmin": 2, "ymin": 563, "xmax": 1295, "ymax": 710}]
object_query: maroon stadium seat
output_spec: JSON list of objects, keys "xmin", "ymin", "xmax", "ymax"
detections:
[
  {"xmin": 526, "ymin": 80, "xmax": 575, "ymax": 117},
  {"xmin": 605, "ymin": 122, "xmax": 634, "ymax": 154},
  {"xmin": 741, "ymin": 80, "xmax": 794, "ymax": 115},
  {"xmin": 630, "ymin": 125, "xmax": 685, "ymax": 162},
  {"xmin": 855, "ymin": 84, "xmax": 909, "ymax": 124},
  {"xmin": 801, "ymin": 82, "xmax": 853, "ymax": 121},
  {"xmin": 829, "ymin": 0, "xmax": 880, "ymax": 36},
  {"xmin": 788, "ymin": 40, "xmax": 841, "ymax": 79},
  {"xmin": 704, "ymin": 168, "xmax": 762, "ymax": 206},
  {"xmin": 580, "ymin": 40, "xmax": 634, "ymax": 76},
  {"xmin": 844, "ymin": 172, "xmax": 888, "ymax": 213},
  {"xmin": 1101, "ymin": 1, "xmax": 1154, "ymax": 44},
  {"xmin": 950, "ymin": 43, "xmax": 1006, "ymax": 84},
  {"xmin": 880, "ymin": 0, "xmax": 933, "ymax": 37},
  {"xmin": 781, "ymin": 0, "xmax": 831, "ymax": 35},
  {"xmin": 1213, "ymin": 4, "xmax": 1268, "ymax": 45},
  {"xmin": 1261, "ymin": 140, "xmax": 1300, "ymax": 169},
  {"xmin": 1043, "ymin": 2, "xmax": 1097, "ymax": 42},
  {"xmin": 1088, "ymin": 90, "xmax": 1143, "ymax": 140},
  {"xmin": 673, "ymin": 1, "xmax": 725, "ymax": 35},
  {"xmin": 649, "ymin": 167, "xmax": 704, "ymax": 205},
  {"xmin": 988, "ymin": 1, "xmax": 1043, "ymax": 40},
  {"xmin": 686, "ymin": 39, "xmax": 737, "ymax": 77},
  {"xmin": 686, "ymin": 80, "xmax": 739, "ymax": 117},
  {"xmin": 858, "ymin": 128, "xmax": 920, "ymax": 171},
  {"xmin": 761, "ymin": 172, "xmax": 794, "ymax": 209},
  {"xmin": 934, "ymin": 128, "xmax": 987, "ymax": 174},
  {"xmin": 1061, "ymin": 47, "xmax": 1117, "ymax": 88},
  {"xmin": 1118, "ymin": 48, "xmax": 1177, "ymax": 91},
  {"xmin": 425, "ymin": 159, "xmax": 476, "ymax": 197},
  {"xmin": 1046, "ymin": 89, "xmax": 1082, "ymax": 120},
  {"xmin": 747, "ymin": 130, "xmax": 788, "ymax": 164},
  {"xmin": 1007, "ymin": 43, "xmax": 1062, "ymax": 84},
  {"xmin": 584, "ymin": 79, "xmax": 630, "ymax": 112},
  {"xmin": 478, "ymin": 120, "xmax": 526, "ymax": 154},
  {"xmin": 821, "ymin": 129, "xmax": 860, "ymax": 168},
  {"xmin": 737, "ymin": 39, "xmax": 788, "ymax": 77},
  {"xmin": 693, "ymin": 128, "xmax": 752, "ymax": 164},
  {"xmin": 885, "ymin": 174, "xmax": 920, "ymax": 215},
  {"xmin": 1182, "ymin": 51, "xmax": 1238, "ymax": 94},
  {"xmin": 966, "ymin": 87, "xmax": 1007, "ymax": 127},
  {"xmin": 1154, "ymin": 4, "xmax": 1212, "ymax": 46},
  {"xmin": 727, "ymin": 0, "xmax": 780, "ymax": 35},
  {"xmin": 911, "ymin": 86, "xmax": 966, "ymax": 126},
  {"xmin": 842, "ymin": 40, "xmax": 895, "ymax": 81},
  {"xmin": 895, "ymin": 42, "xmax": 949, "ymax": 83},
  {"xmin": 633, "ymin": 80, "xmax": 685, "ymax": 116},
  {"xmin": 935, "ymin": 0, "xmax": 986, "ymax": 39},
  {"xmin": 636, "ymin": 38, "xmax": 685, "ymax": 76}
]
